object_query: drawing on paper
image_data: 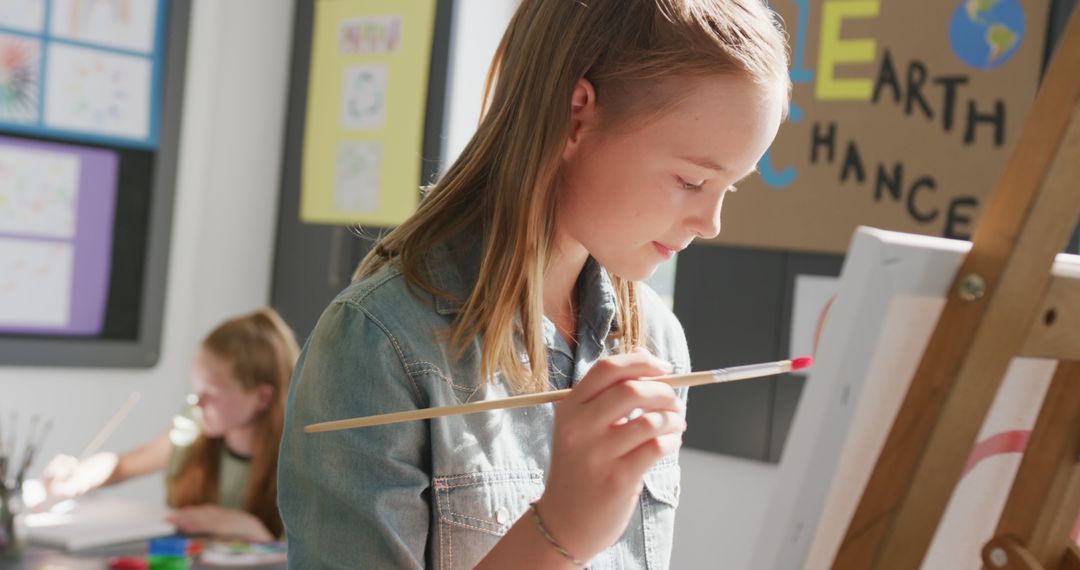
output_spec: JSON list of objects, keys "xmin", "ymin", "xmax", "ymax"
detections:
[
  {"xmin": 0, "ymin": 34, "xmax": 40, "ymax": 124},
  {"xmin": 0, "ymin": 237, "xmax": 74, "ymax": 328},
  {"xmin": 340, "ymin": 64, "xmax": 388, "ymax": 130},
  {"xmin": 339, "ymin": 16, "xmax": 403, "ymax": 55},
  {"xmin": 335, "ymin": 141, "xmax": 381, "ymax": 213},
  {"xmin": 0, "ymin": 0, "xmax": 46, "ymax": 32},
  {"xmin": 44, "ymin": 43, "xmax": 152, "ymax": 139},
  {"xmin": 0, "ymin": 145, "xmax": 80, "ymax": 238},
  {"xmin": 49, "ymin": 0, "xmax": 158, "ymax": 54}
]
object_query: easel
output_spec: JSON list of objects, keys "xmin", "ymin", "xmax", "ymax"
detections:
[{"xmin": 830, "ymin": 8, "xmax": 1080, "ymax": 570}]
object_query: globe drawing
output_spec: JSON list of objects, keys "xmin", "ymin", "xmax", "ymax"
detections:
[{"xmin": 949, "ymin": 0, "xmax": 1026, "ymax": 70}]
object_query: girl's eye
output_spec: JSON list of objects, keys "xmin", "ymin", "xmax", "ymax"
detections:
[{"xmin": 677, "ymin": 176, "xmax": 706, "ymax": 191}]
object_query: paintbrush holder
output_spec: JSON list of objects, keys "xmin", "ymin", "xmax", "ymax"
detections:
[{"xmin": 0, "ymin": 486, "xmax": 25, "ymax": 559}]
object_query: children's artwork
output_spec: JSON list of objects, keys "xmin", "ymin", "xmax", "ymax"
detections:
[
  {"xmin": 301, "ymin": 0, "xmax": 438, "ymax": 226},
  {"xmin": 0, "ymin": 0, "xmax": 163, "ymax": 148},
  {"xmin": 0, "ymin": 0, "xmax": 46, "ymax": 32},
  {"xmin": 340, "ymin": 64, "xmax": 388, "ymax": 130},
  {"xmin": 0, "ymin": 144, "xmax": 80, "ymax": 238},
  {"xmin": 751, "ymin": 227, "xmax": 1077, "ymax": 569},
  {"xmin": 44, "ymin": 42, "xmax": 152, "ymax": 139},
  {"xmin": 335, "ymin": 140, "xmax": 381, "ymax": 213},
  {"xmin": 0, "ymin": 238, "xmax": 74, "ymax": 327},
  {"xmin": 49, "ymin": 0, "xmax": 158, "ymax": 53},
  {"xmin": 0, "ymin": 34, "xmax": 41, "ymax": 124},
  {"xmin": 339, "ymin": 15, "xmax": 403, "ymax": 55},
  {"xmin": 711, "ymin": 0, "xmax": 1052, "ymax": 255},
  {"xmin": 0, "ymin": 135, "xmax": 118, "ymax": 336}
]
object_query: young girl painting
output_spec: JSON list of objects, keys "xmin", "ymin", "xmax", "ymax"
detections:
[{"xmin": 279, "ymin": 0, "xmax": 789, "ymax": 566}]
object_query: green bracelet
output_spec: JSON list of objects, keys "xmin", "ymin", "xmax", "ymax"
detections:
[{"xmin": 528, "ymin": 501, "xmax": 586, "ymax": 566}]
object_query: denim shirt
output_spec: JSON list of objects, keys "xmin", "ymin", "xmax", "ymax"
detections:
[{"xmin": 278, "ymin": 235, "xmax": 691, "ymax": 569}]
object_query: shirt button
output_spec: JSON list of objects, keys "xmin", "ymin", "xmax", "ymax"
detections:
[{"xmin": 495, "ymin": 507, "xmax": 509, "ymax": 525}]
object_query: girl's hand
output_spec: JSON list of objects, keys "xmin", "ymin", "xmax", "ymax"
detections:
[
  {"xmin": 166, "ymin": 504, "xmax": 275, "ymax": 542},
  {"xmin": 535, "ymin": 349, "xmax": 685, "ymax": 561},
  {"xmin": 42, "ymin": 452, "xmax": 118, "ymax": 499}
]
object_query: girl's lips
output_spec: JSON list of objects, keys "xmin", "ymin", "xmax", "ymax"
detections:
[{"xmin": 653, "ymin": 242, "xmax": 676, "ymax": 259}]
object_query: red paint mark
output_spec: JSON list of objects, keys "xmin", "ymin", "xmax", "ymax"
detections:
[
  {"xmin": 962, "ymin": 430, "xmax": 1029, "ymax": 476},
  {"xmin": 963, "ymin": 431, "xmax": 1080, "ymax": 541},
  {"xmin": 812, "ymin": 295, "xmax": 836, "ymax": 357}
]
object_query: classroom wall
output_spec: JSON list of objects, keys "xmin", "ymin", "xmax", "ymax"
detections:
[{"xmin": 0, "ymin": 0, "xmax": 295, "ymax": 504}]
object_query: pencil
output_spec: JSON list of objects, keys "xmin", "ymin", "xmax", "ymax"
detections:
[
  {"xmin": 305, "ymin": 356, "xmax": 813, "ymax": 433},
  {"xmin": 80, "ymin": 392, "xmax": 141, "ymax": 459}
]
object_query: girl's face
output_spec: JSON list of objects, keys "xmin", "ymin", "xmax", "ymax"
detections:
[
  {"xmin": 191, "ymin": 348, "xmax": 268, "ymax": 438},
  {"xmin": 558, "ymin": 74, "xmax": 784, "ymax": 281}
]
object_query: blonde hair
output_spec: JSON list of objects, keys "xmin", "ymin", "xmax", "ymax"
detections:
[
  {"xmin": 167, "ymin": 307, "xmax": 300, "ymax": 538},
  {"xmin": 355, "ymin": 0, "xmax": 789, "ymax": 394}
]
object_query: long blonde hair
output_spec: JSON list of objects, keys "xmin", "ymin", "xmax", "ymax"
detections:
[
  {"xmin": 167, "ymin": 307, "xmax": 300, "ymax": 538},
  {"xmin": 355, "ymin": 0, "xmax": 789, "ymax": 394}
]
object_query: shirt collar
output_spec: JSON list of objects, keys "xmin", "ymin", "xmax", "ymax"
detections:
[{"xmin": 423, "ymin": 232, "xmax": 619, "ymax": 347}]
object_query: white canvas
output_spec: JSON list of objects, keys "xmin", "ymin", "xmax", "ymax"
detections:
[{"xmin": 752, "ymin": 227, "xmax": 1075, "ymax": 569}]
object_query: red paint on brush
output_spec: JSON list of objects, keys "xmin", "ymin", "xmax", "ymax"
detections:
[{"xmin": 791, "ymin": 356, "xmax": 813, "ymax": 371}]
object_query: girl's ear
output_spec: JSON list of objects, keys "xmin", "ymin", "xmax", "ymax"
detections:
[
  {"xmin": 255, "ymin": 384, "xmax": 275, "ymax": 412},
  {"xmin": 564, "ymin": 77, "xmax": 598, "ymax": 161}
]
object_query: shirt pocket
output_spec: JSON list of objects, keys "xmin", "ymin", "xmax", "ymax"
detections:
[
  {"xmin": 641, "ymin": 460, "xmax": 682, "ymax": 569},
  {"xmin": 433, "ymin": 469, "xmax": 546, "ymax": 570}
]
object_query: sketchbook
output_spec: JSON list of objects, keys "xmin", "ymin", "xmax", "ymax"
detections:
[{"xmin": 25, "ymin": 494, "xmax": 176, "ymax": 551}]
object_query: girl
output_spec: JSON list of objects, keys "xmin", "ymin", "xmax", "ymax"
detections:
[
  {"xmin": 44, "ymin": 308, "xmax": 300, "ymax": 542},
  {"xmin": 279, "ymin": 0, "xmax": 788, "ymax": 567}
]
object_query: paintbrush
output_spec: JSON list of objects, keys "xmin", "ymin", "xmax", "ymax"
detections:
[{"xmin": 306, "ymin": 356, "xmax": 814, "ymax": 433}]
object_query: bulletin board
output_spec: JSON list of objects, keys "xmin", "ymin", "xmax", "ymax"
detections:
[
  {"xmin": 0, "ymin": 0, "xmax": 190, "ymax": 368},
  {"xmin": 299, "ymin": 0, "xmax": 438, "ymax": 227},
  {"xmin": 716, "ymin": 0, "xmax": 1052, "ymax": 254}
]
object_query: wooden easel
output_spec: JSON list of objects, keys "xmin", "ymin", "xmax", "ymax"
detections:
[{"xmin": 830, "ymin": 8, "xmax": 1080, "ymax": 570}]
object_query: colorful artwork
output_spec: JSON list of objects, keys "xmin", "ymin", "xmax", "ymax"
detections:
[
  {"xmin": 44, "ymin": 43, "xmax": 152, "ymax": 139},
  {"xmin": 340, "ymin": 64, "xmax": 388, "ymax": 130},
  {"xmin": 0, "ymin": 144, "xmax": 80, "ymax": 238},
  {"xmin": 712, "ymin": 0, "xmax": 1050, "ymax": 255},
  {"xmin": 0, "ymin": 0, "xmax": 46, "ymax": 32},
  {"xmin": 0, "ymin": 238, "xmax": 74, "ymax": 328},
  {"xmin": 49, "ymin": 0, "xmax": 158, "ymax": 53},
  {"xmin": 0, "ymin": 136, "xmax": 118, "ymax": 336},
  {"xmin": 0, "ymin": 34, "xmax": 41, "ymax": 124},
  {"xmin": 335, "ymin": 141, "xmax": 381, "ymax": 213},
  {"xmin": 339, "ymin": 15, "xmax": 403, "ymax": 55},
  {"xmin": 302, "ymin": 0, "xmax": 438, "ymax": 226}
]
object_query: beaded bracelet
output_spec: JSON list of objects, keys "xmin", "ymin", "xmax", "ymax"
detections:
[{"xmin": 528, "ymin": 501, "xmax": 586, "ymax": 567}]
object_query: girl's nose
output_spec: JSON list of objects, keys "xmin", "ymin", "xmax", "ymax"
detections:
[{"xmin": 687, "ymin": 190, "xmax": 725, "ymax": 239}]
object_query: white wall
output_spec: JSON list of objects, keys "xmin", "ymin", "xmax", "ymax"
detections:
[
  {"xmin": 440, "ymin": 0, "xmax": 518, "ymax": 167},
  {"xmin": 0, "ymin": 0, "xmax": 294, "ymax": 504}
]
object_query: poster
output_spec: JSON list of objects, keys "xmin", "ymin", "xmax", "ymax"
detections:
[
  {"xmin": 0, "ymin": 33, "xmax": 41, "ymax": 124},
  {"xmin": 44, "ymin": 43, "xmax": 153, "ymax": 139},
  {"xmin": 50, "ymin": 0, "xmax": 159, "ymax": 54},
  {"xmin": 716, "ymin": 0, "xmax": 1051, "ymax": 254},
  {"xmin": 301, "ymin": 0, "xmax": 437, "ymax": 226},
  {"xmin": 0, "ymin": 0, "xmax": 166, "ymax": 149},
  {"xmin": 0, "ymin": 0, "xmax": 45, "ymax": 33},
  {"xmin": 0, "ymin": 136, "xmax": 118, "ymax": 335}
]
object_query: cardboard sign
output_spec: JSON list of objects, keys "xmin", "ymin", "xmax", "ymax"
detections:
[{"xmin": 717, "ymin": 0, "xmax": 1050, "ymax": 254}]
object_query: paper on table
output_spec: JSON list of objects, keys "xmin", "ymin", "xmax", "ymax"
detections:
[{"xmin": 25, "ymin": 493, "xmax": 175, "ymax": 551}]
